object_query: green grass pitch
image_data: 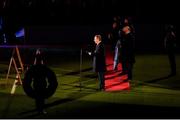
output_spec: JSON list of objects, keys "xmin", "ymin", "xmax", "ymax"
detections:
[{"xmin": 0, "ymin": 53, "xmax": 180, "ymax": 118}]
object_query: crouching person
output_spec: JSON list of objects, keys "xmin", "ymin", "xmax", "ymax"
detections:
[{"xmin": 23, "ymin": 49, "xmax": 58, "ymax": 114}]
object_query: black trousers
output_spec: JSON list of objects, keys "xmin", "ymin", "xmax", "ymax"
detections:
[
  {"xmin": 97, "ymin": 72, "xmax": 105, "ymax": 90},
  {"xmin": 35, "ymin": 98, "xmax": 45, "ymax": 112},
  {"xmin": 168, "ymin": 51, "xmax": 176, "ymax": 74},
  {"xmin": 127, "ymin": 63, "xmax": 134, "ymax": 80},
  {"xmin": 122, "ymin": 61, "xmax": 134, "ymax": 80}
]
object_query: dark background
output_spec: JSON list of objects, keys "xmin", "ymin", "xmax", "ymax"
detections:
[{"xmin": 0, "ymin": 0, "xmax": 179, "ymax": 52}]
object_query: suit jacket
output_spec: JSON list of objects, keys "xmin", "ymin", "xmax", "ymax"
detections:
[
  {"xmin": 92, "ymin": 42, "xmax": 106, "ymax": 72},
  {"xmin": 164, "ymin": 31, "xmax": 176, "ymax": 51},
  {"xmin": 120, "ymin": 32, "xmax": 135, "ymax": 63}
]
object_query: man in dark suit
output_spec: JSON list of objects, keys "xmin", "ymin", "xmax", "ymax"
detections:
[
  {"xmin": 120, "ymin": 26, "xmax": 135, "ymax": 81},
  {"xmin": 88, "ymin": 35, "xmax": 106, "ymax": 91},
  {"xmin": 164, "ymin": 24, "xmax": 176, "ymax": 76}
]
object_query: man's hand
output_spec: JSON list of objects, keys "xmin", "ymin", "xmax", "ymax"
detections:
[
  {"xmin": 108, "ymin": 33, "xmax": 112, "ymax": 39},
  {"xmin": 88, "ymin": 52, "xmax": 92, "ymax": 56}
]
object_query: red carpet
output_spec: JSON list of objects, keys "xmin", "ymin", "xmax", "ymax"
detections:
[{"xmin": 105, "ymin": 49, "xmax": 130, "ymax": 91}]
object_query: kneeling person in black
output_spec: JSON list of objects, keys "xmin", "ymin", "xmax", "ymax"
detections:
[{"xmin": 23, "ymin": 49, "xmax": 58, "ymax": 114}]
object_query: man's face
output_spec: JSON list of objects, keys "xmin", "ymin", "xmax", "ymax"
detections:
[
  {"xmin": 124, "ymin": 19, "xmax": 128, "ymax": 24},
  {"xmin": 112, "ymin": 22, "xmax": 117, "ymax": 29},
  {"xmin": 94, "ymin": 36, "xmax": 99, "ymax": 44},
  {"xmin": 123, "ymin": 26, "xmax": 129, "ymax": 33}
]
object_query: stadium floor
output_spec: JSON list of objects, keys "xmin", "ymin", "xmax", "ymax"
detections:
[{"xmin": 0, "ymin": 52, "xmax": 180, "ymax": 118}]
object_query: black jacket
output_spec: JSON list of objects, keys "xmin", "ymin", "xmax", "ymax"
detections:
[
  {"xmin": 164, "ymin": 31, "xmax": 176, "ymax": 51},
  {"xmin": 120, "ymin": 32, "xmax": 135, "ymax": 63},
  {"xmin": 92, "ymin": 42, "xmax": 106, "ymax": 72}
]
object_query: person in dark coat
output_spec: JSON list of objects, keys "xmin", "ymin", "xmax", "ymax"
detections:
[
  {"xmin": 113, "ymin": 17, "xmax": 136, "ymax": 72},
  {"xmin": 164, "ymin": 24, "xmax": 176, "ymax": 76},
  {"xmin": 88, "ymin": 35, "xmax": 106, "ymax": 91},
  {"xmin": 23, "ymin": 49, "xmax": 58, "ymax": 114},
  {"xmin": 108, "ymin": 16, "xmax": 122, "ymax": 52},
  {"xmin": 120, "ymin": 26, "xmax": 135, "ymax": 81}
]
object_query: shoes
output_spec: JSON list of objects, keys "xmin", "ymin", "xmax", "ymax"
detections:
[
  {"xmin": 123, "ymin": 79, "xmax": 132, "ymax": 83},
  {"xmin": 101, "ymin": 88, "xmax": 105, "ymax": 91},
  {"xmin": 171, "ymin": 72, "xmax": 176, "ymax": 76},
  {"xmin": 123, "ymin": 79, "xmax": 129, "ymax": 82},
  {"xmin": 100, "ymin": 89, "xmax": 105, "ymax": 92},
  {"xmin": 113, "ymin": 67, "xmax": 118, "ymax": 71},
  {"xmin": 38, "ymin": 110, "xmax": 47, "ymax": 115},
  {"xmin": 168, "ymin": 72, "xmax": 176, "ymax": 77},
  {"xmin": 119, "ymin": 72, "xmax": 127, "ymax": 76},
  {"xmin": 98, "ymin": 87, "xmax": 105, "ymax": 91}
]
